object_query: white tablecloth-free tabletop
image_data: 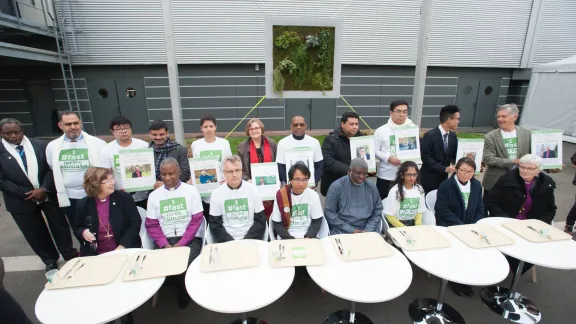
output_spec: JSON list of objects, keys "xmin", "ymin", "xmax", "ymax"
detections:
[
  {"xmin": 306, "ymin": 236, "xmax": 412, "ymax": 303},
  {"xmin": 35, "ymin": 248, "xmax": 165, "ymax": 324},
  {"xmin": 185, "ymin": 240, "xmax": 295, "ymax": 314},
  {"xmin": 479, "ymin": 217, "xmax": 576, "ymax": 270},
  {"xmin": 401, "ymin": 226, "xmax": 509, "ymax": 286}
]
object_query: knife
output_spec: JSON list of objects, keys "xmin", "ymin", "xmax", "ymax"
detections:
[
  {"xmin": 62, "ymin": 259, "xmax": 82, "ymax": 279},
  {"xmin": 471, "ymin": 230, "xmax": 491, "ymax": 245},
  {"xmin": 527, "ymin": 226, "xmax": 551, "ymax": 239}
]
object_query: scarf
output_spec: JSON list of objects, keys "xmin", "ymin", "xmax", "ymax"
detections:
[
  {"xmin": 275, "ymin": 184, "xmax": 292, "ymax": 228},
  {"xmin": 2, "ymin": 136, "xmax": 39, "ymax": 189},
  {"xmin": 387, "ymin": 116, "xmax": 415, "ymax": 130},
  {"xmin": 52, "ymin": 132, "xmax": 101, "ymax": 207},
  {"xmin": 249, "ymin": 137, "xmax": 272, "ymax": 164},
  {"xmin": 150, "ymin": 139, "xmax": 179, "ymax": 179}
]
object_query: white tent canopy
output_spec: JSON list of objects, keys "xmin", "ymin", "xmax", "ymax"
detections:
[{"xmin": 521, "ymin": 54, "xmax": 576, "ymax": 142}]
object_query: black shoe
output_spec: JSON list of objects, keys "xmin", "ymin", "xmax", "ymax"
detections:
[
  {"xmin": 45, "ymin": 263, "xmax": 58, "ymax": 272},
  {"xmin": 178, "ymin": 293, "xmax": 190, "ymax": 309},
  {"xmin": 63, "ymin": 250, "xmax": 79, "ymax": 261}
]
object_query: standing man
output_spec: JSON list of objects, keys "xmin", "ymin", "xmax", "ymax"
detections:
[
  {"xmin": 482, "ymin": 104, "xmax": 531, "ymax": 196},
  {"xmin": 320, "ymin": 112, "xmax": 363, "ymax": 196},
  {"xmin": 148, "ymin": 120, "xmax": 191, "ymax": 189},
  {"xmin": 276, "ymin": 115, "xmax": 323, "ymax": 186},
  {"xmin": 374, "ymin": 100, "xmax": 416, "ymax": 199},
  {"xmin": 564, "ymin": 151, "xmax": 576, "ymax": 235},
  {"xmin": 46, "ymin": 111, "xmax": 106, "ymax": 229},
  {"xmin": 0, "ymin": 118, "xmax": 77, "ymax": 271},
  {"xmin": 97, "ymin": 116, "xmax": 149, "ymax": 209},
  {"xmin": 420, "ymin": 105, "xmax": 460, "ymax": 193}
]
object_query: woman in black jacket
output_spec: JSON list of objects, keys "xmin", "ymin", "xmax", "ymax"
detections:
[{"xmin": 74, "ymin": 167, "xmax": 142, "ymax": 256}]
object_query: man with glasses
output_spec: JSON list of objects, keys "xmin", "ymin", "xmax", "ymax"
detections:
[
  {"xmin": 374, "ymin": 100, "xmax": 417, "ymax": 199},
  {"xmin": 97, "ymin": 116, "xmax": 149, "ymax": 209},
  {"xmin": 420, "ymin": 105, "xmax": 460, "ymax": 193},
  {"xmin": 324, "ymin": 158, "xmax": 383, "ymax": 235},
  {"xmin": 276, "ymin": 115, "xmax": 323, "ymax": 187},
  {"xmin": 209, "ymin": 155, "xmax": 267, "ymax": 242}
]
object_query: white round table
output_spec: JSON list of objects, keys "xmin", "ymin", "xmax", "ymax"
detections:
[
  {"xmin": 400, "ymin": 226, "xmax": 509, "ymax": 324},
  {"xmin": 185, "ymin": 240, "xmax": 295, "ymax": 324},
  {"xmin": 35, "ymin": 248, "xmax": 165, "ymax": 324},
  {"xmin": 306, "ymin": 236, "xmax": 413, "ymax": 324},
  {"xmin": 478, "ymin": 217, "xmax": 576, "ymax": 324}
]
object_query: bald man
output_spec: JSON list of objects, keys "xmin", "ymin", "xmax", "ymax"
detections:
[
  {"xmin": 276, "ymin": 116, "xmax": 323, "ymax": 186},
  {"xmin": 324, "ymin": 158, "xmax": 383, "ymax": 234}
]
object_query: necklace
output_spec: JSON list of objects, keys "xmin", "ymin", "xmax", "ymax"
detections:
[{"xmin": 97, "ymin": 215, "xmax": 113, "ymax": 240}]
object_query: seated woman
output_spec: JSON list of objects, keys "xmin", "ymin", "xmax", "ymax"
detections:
[
  {"xmin": 145, "ymin": 158, "xmax": 204, "ymax": 309},
  {"xmin": 435, "ymin": 157, "xmax": 484, "ymax": 297},
  {"xmin": 271, "ymin": 163, "xmax": 324, "ymax": 239},
  {"xmin": 74, "ymin": 167, "xmax": 142, "ymax": 256},
  {"xmin": 485, "ymin": 154, "xmax": 557, "ymax": 275},
  {"xmin": 384, "ymin": 161, "xmax": 426, "ymax": 228}
]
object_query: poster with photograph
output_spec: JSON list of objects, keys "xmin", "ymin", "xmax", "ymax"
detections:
[
  {"xmin": 189, "ymin": 157, "xmax": 222, "ymax": 197},
  {"xmin": 456, "ymin": 139, "xmax": 485, "ymax": 174},
  {"xmin": 394, "ymin": 126, "xmax": 421, "ymax": 163},
  {"xmin": 349, "ymin": 136, "xmax": 376, "ymax": 172},
  {"xmin": 531, "ymin": 129, "xmax": 563, "ymax": 169},
  {"xmin": 118, "ymin": 148, "xmax": 155, "ymax": 192},
  {"xmin": 284, "ymin": 147, "xmax": 315, "ymax": 187},
  {"xmin": 251, "ymin": 162, "xmax": 281, "ymax": 200}
]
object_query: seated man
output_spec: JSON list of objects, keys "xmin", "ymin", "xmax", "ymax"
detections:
[
  {"xmin": 324, "ymin": 158, "xmax": 382, "ymax": 234},
  {"xmin": 209, "ymin": 155, "xmax": 267, "ymax": 242}
]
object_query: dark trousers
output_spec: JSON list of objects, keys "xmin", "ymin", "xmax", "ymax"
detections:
[
  {"xmin": 154, "ymin": 236, "xmax": 203, "ymax": 296},
  {"xmin": 11, "ymin": 200, "xmax": 77, "ymax": 265},
  {"xmin": 0, "ymin": 288, "xmax": 33, "ymax": 324},
  {"xmin": 62, "ymin": 198, "xmax": 79, "ymax": 229},
  {"xmin": 483, "ymin": 189, "xmax": 490, "ymax": 216},
  {"xmin": 506, "ymin": 255, "xmax": 533, "ymax": 276},
  {"xmin": 135, "ymin": 199, "xmax": 148, "ymax": 210},
  {"xmin": 202, "ymin": 201, "xmax": 210, "ymax": 222},
  {"xmin": 376, "ymin": 178, "xmax": 393, "ymax": 200},
  {"xmin": 566, "ymin": 194, "xmax": 576, "ymax": 230}
]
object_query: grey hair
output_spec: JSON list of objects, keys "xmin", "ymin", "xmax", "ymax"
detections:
[
  {"xmin": 160, "ymin": 157, "xmax": 180, "ymax": 171},
  {"xmin": 221, "ymin": 155, "xmax": 242, "ymax": 171},
  {"xmin": 349, "ymin": 157, "xmax": 368, "ymax": 170},
  {"xmin": 0, "ymin": 118, "xmax": 23, "ymax": 131},
  {"xmin": 519, "ymin": 154, "xmax": 543, "ymax": 171},
  {"xmin": 496, "ymin": 103, "xmax": 519, "ymax": 116}
]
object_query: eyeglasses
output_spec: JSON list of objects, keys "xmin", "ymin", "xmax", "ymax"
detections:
[
  {"xmin": 101, "ymin": 178, "xmax": 115, "ymax": 184},
  {"xmin": 292, "ymin": 123, "xmax": 306, "ymax": 128},
  {"xmin": 113, "ymin": 126, "xmax": 131, "ymax": 132},
  {"xmin": 458, "ymin": 169, "xmax": 475, "ymax": 175},
  {"xmin": 403, "ymin": 173, "xmax": 418, "ymax": 178},
  {"xmin": 249, "ymin": 126, "xmax": 261, "ymax": 132},
  {"xmin": 224, "ymin": 169, "xmax": 243, "ymax": 175},
  {"xmin": 393, "ymin": 110, "xmax": 408, "ymax": 115},
  {"xmin": 519, "ymin": 165, "xmax": 538, "ymax": 172},
  {"xmin": 291, "ymin": 178, "xmax": 309, "ymax": 184}
]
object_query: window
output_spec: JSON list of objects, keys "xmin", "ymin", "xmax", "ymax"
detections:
[
  {"xmin": 97, "ymin": 88, "xmax": 108, "ymax": 99},
  {"xmin": 126, "ymin": 88, "xmax": 136, "ymax": 98}
]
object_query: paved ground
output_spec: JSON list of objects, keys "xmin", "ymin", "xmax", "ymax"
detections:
[{"xmin": 1, "ymin": 142, "xmax": 575, "ymax": 324}]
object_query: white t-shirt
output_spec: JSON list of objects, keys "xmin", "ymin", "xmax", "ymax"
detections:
[
  {"xmin": 146, "ymin": 183, "xmax": 204, "ymax": 239},
  {"xmin": 276, "ymin": 134, "xmax": 323, "ymax": 164},
  {"xmin": 455, "ymin": 178, "xmax": 471, "ymax": 210},
  {"xmin": 374, "ymin": 123, "xmax": 399, "ymax": 180},
  {"xmin": 97, "ymin": 138, "xmax": 149, "ymax": 202},
  {"xmin": 46, "ymin": 137, "xmax": 106, "ymax": 199},
  {"xmin": 384, "ymin": 185, "xmax": 426, "ymax": 221},
  {"xmin": 270, "ymin": 187, "xmax": 323, "ymax": 238},
  {"xmin": 191, "ymin": 137, "xmax": 232, "ymax": 203},
  {"xmin": 209, "ymin": 180, "xmax": 265, "ymax": 240},
  {"xmin": 501, "ymin": 129, "xmax": 518, "ymax": 160}
]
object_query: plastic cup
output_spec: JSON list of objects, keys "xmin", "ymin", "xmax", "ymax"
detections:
[{"xmin": 45, "ymin": 269, "xmax": 58, "ymax": 283}]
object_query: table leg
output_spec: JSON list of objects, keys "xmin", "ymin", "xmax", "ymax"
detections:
[
  {"xmin": 408, "ymin": 278, "xmax": 466, "ymax": 324},
  {"xmin": 480, "ymin": 261, "xmax": 542, "ymax": 323},
  {"xmin": 230, "ymin": 313, "xmax": 267, "ymax": 324},
  {"xmin": 322, "ymin": 301, "xmax": 374, "ymax": 324}
]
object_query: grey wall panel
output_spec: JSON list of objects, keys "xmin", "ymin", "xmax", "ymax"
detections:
[
  {"xmin": 179, "ymin": 76, "xmax": 260, "ymax": 86},
  {"xmin": 420, "ymin": 116, "xmax": 439, "ymax": 128},
  {"xmin": 0, "ymin": 101, "xmax": 30, "ymax": 112},
  {"xmin": 181, "ymin": 87, "xmax": 239, "ymax": 98},
  {"xmin": 336, "ymin": 106, "xmax": 380, "ymax": 117},
  {"xmin": 51, "ymin": 79, "xmax": 87, "ymax": 89},
  {"xmin": 145, "ymin": 87, "xmax": 170, "ymax": 98},
  {"xmin": 148, "ymin": 110, "xmax": 173, "ymax": 121},
  {"xmin": 242, "ymin": 108, "xmax": 284, "ymax": 119},
  {"xmin": 145, "ymin": 78, "xmax": 169, "ymax": 87},
  {"xmin": 533, "ymin": 0, "xmax": 576, "ymax": 64},
  {"xmin": 181, "ymin": 98, "xmax": 237, "ymax": 109},
  {"xmin": 424, "ymin": 86, "xmax": 457, "ymax": 96},
  {"xmin": 341, "ymin": 86, "xmax": 384, "ymax": 96},
  {"xmin": 0, "ymin": 89, "xmax": 26, "ymax": 101},
  {"xmin": 0, "ymin": 112, "xmax": 32, "ymax": 123},
  {"xmin": 423, "ymin": 97, "xmax": 456, "ymax": 106},
  {"xmin": 0, "ymin": 80, "xmax": 24, "ymax": 89},
  {"xmin": 147, "ymin": 99, "xmax": 171, "ymax": 109},
  {"xmin": 181, "ymin": 109, "xmax": 235, "ymax": 120},
  {"xmin": 53, "ymin": 88, "xmax": 89, "ymax": 101}
]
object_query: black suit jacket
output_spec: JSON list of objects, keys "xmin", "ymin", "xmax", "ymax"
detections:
[
  {"xmin": 420, "ymin": 127, "xmax": 458, "ymax": 193},
  {"xmin": 435, "ymin": 175, "xmax": 484, "ymax": 226},
  {"xmin": 0, "ymin": 138, "xmax": 55, "ymax": 213},
  {"xmin": 74, "ymin": 190, "xmax": 142, "ymax": 255}
]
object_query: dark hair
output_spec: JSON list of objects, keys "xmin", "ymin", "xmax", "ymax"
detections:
[
  {"xmin": 59, "ymin": 111, "xmax": 80, "ymax": 122},
  {"xmin": 288, "ymin": 162, "xmax": 311, "ymax": 181},
  {"xmin": 393, "ymin": 161, "xmax": 422, "ymax": 201},
  {"xmin": 390, "ymin": 100, "xmax": 409, "ymax": 112},
  {"xmin": 340, "ymin": 111, "xmax": 359, "ymax": 124},
  {"xmin": 109, "ymin": 115, "xmax": 132, "ymax": 130},
  {"xmin": 200, "ymin": 114, "xmax": 217, "ymax": 127},
  {"xmin": 455, "ymin": 157, "xmax": 476, "ymax": 171},
  {"xmin": 149, "ymin": 120, "xmax": 168, "ymax": 131},
  {"xmin": 439, "ymin": 105, "xmax": 460, "ymax": 123}
]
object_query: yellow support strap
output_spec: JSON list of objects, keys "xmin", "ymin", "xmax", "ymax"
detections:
[
  {"xmin": 225, "ymin": 96, "xmax": 267, "ymax": 139},
  {"xmin": 340, "ymin": 95, "xmax": 374, "ymax": 134}
]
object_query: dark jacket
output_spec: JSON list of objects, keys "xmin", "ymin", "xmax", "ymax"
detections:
[
  {"xmin": 420, "ymin": 126, "xmax": 458, "ymax": 193},
  {"xmin": 0, "ymin": 138, "xmax": 56, "ymax": 213},
  {"xmin": 74, "ymin": 190, "xmax": 142, "ymax": 255},
  {"xmin": 320, "ymin": 127, "xmax": 363, "ymax": 196},
  {"xmin": 572, "ymin": 151, "xmax": 576, "ymax": 186},
  {"xmin": 236, "ymin": 135, "xmax": 278, "ymax": 181},
  {"xmin": 152, "ymin": 143, "xmax": 191, "ymax": 182},
  {"xmin": 435, "ymin": 175, "xmax": 484, "ymax": 226},
  {"xmin": 485, "ymin": 169, "xmax": 557, "ymax": 224}
]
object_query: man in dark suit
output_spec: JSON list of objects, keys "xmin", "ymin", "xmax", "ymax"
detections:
[
  {"xmin": 420, "ymin": 105, "xmax": 460, "ymax": 194},
  {"xmin": 542, "ymin": 145, "xmax": 556, "ymax": 158},
  {"xmin": 0, "ymin": 118, "xmax": 77, "ymax": 271}
]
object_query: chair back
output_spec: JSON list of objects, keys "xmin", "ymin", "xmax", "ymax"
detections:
[
  {"xmin": 137, "ymin": 207, "xmax": 155, "ymax": 250},
  {"xmin": 426, "ymin": 190, "xmax": 438, "ymax": 214},
  {"xmin": 422, "ymin": 209, "xmax": 436, "ymax": 225},
  {"xmin": 317, "ymin": 217, "xmax": 330, "ymax": 238}
]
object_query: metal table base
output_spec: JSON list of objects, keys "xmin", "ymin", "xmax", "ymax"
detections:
[
  {"xmin": 230, "ymin": 313, "xmax": 268, "ymax": 324},
  {"xmin": 409, "ymin": 279, "xmax": 466, "ymax": 324},
  {"xmin": 323, "ymin": 302, "xmax": 374, "ymax": 324}
]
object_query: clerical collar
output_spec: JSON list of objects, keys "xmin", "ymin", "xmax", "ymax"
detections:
[
  {"xmin": 292, "ymin": 133, "xmax": 305, "ymax": 140},
  {"xmin": 64, "ymin": 133, "xmax": 83, "ymax": 142},
  {"xmin": 227, "ymin": 181, "xmax": 243, "ymax": 190},
  {"xmin": 165, "ymin": 181, "xmax": 182, "ymax": 191}
]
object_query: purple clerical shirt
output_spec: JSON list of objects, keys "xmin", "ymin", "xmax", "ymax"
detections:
[
  {"xmin": 516, "ymin": 182, "xmax": 533, "ymax": 220},
  {"xmin": 96, "ymin": 198, "xmax": 117, "ymax": 254}
]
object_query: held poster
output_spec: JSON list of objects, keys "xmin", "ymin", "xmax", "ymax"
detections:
[
  {"xmin": 118, "ymin": 148, "xmax": 155, "ymax": 192},
  {"xmin": 284, "ymin": 147, "xmax": 315, "ymax": 187},
  {"xmin": 251, "ymin": 162, "xmax": 281, "ymax": 201},
  {"xmin": 349, "ymin": 136, "xmax": 376, "ymax": 172},
  {"xmin": 394, "ymin": 126, "xmax": 421, "ymax": 163},
  {"xmin": 531, "ymin": 129, "xmax": 563, "ymax": 169},
  {"xmin": 456, "ymin": 139, "xmax": 485, "ymax": 174},
  {"xmin": 189, "ymin": 157, "xmax": 222, "ymax": 197}
]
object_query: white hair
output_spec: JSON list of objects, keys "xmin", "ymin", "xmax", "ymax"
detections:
[
  {"xmin": 160, "ymin": 157, "xmax": 180, "ymax": 171},
  {"xmin": 519, "ymin": 154, "xmax": 543, "ymax": 171},
  {"xmin": 496, "ymin": 103, "xmax": 519, "ymax": 116},
  {"xmin": 221, "ymin": 155, "xmax": 242, "ymax": 171}
]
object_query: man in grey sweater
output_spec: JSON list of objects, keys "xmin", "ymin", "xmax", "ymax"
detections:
[{"xmin": 324, "ymin": 158, "xmax": 383, "ymax": 234}]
